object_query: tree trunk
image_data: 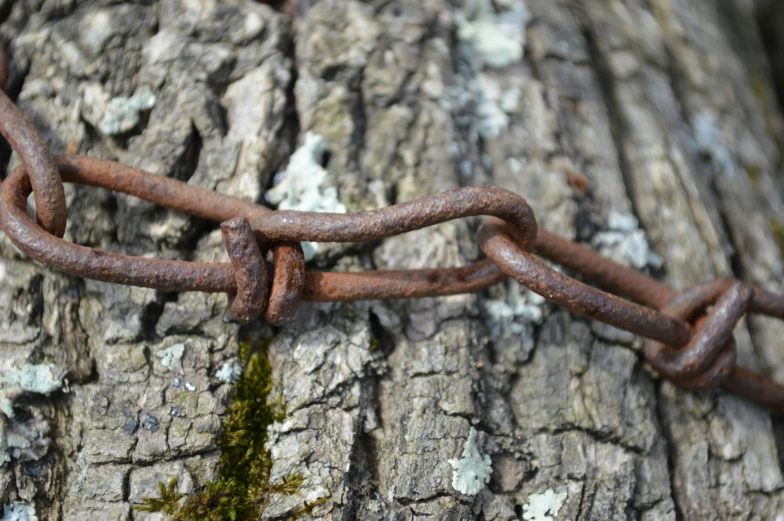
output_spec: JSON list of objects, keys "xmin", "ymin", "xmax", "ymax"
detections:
[{"xmin": 2, "ymin": 0, "xmax": 784, "ymax": 520}]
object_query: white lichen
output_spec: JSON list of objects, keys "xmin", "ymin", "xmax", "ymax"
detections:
[
  {"xmin": 265, "ymin": 132, "xmax": 347, "ymax": 261},
  {"xmin": 692, "ymin": 110, "xmax": 737, "ymax": 178},
  {"xmin": 482, "ymin": 283, "xmax": 544, "ymax": 354},
  {"xmin": 4, "ymin": 429, "xmax": 30, "ymax": 451},
  {"xmin": 0, "ymin": 426, "xmax": 12, "ymax": 466},
  {"xmin": 1, "ymin": 366, "xmax": 60, "ymax": 465},
  {"xmin": 2, "ymin": 502, "xmax": 38, "ymax": 521},
  {"xmin": 522, "ymin": 488, "xmax": 568, "ymax": 521},
  {"xmin": 156, "ymin": 344, "xmax": 185, "ymax": 375},
  {"xmin": 591, "ymin": 212, "xmax": 663, "ymax": 270},
  {"xmin": 473, "ymin": 75, "xmax": 522, "ymax": 139},
  {"xmin": 1, "ymin": 409, "xmax": 51, "ymax": 466},
  {"xmin": 80, "ymin": 10, "xmax": 115, "ymax": 53},
  {"xmin": 445, "ymin": 0, "xmax": 532, "ymax": 148},
  {"xmin": 216, "ymin": 360, "xmax": 242, "ymax": 384},
  {"xmin": 16, "ymin": 366, "xmax": 62, "ymax": 395},
  {"xmin": 455, "ymin": 0, "xmax": 531, "ymax": 69},
  {"xmin": 448, "ymin": 427, "xmax": 493, "ymax": 496},
  {"xmin": 1, "ymin": 365, "xmax": 63, "ymax": 418},
  {"xmin": 100, "ymin": 91, "xmax": 157, "ymax": 136}
]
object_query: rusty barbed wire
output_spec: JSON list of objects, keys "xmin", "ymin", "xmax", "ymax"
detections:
[{"xmin": 1, "ymin": 53, "xmax": 784, "ymax": 413}]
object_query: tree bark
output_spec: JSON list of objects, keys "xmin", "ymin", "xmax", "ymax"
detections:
[{"xmin": 2, "ymin": 0, "xmax": 784, "ymax": 520}]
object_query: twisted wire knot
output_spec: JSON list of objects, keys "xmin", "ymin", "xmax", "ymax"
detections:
[{"xmin": 220, "ymin": 217, "xmax": 304, "ymax": 325}]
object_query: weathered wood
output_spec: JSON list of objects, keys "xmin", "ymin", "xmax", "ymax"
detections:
[{"xmin": 2, "ymin": 0, "xmax": 784, "ymax": 519}]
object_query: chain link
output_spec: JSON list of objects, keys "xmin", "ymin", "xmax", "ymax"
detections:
[{"xmin": 1, "ymin": 51, "xmax": 783, "ymax": 411}]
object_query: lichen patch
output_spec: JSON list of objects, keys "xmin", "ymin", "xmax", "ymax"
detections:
[
  {"xmin": 454, "ymin": 0, "xmax": 531, "ymax": 69},
  {"xmin": 1, "ymin": 501, "xmax": 38, "ymax": 521},
  {"xmin": 522, "ymin": 488, "xmax": 567, "ymax": 521},
  {"xmin": 448, "ymin": 427, "xmax": 493, "ymax": 496},
  {"xmin": 265, "ymin": 132, "xmax": 347, "ymax": 261}
]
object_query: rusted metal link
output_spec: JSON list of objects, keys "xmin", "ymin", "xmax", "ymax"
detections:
[
  {"xmin": 724, "ymin": 367, "xmax": 784, "ymax": 411},
  {"xmin": 675, "ymin": 337, "xmax": 737, "ymax": 392},
  {"xmin": 2, "ymin": 92, "xmax": 784, "ymax": 410},
  {"xmin": 644, "ymin": 282, "xmax": 750, "ymax": 390},
  {"xmin": 2, "ymin": 163, "xmax": 236, "ymax": 292},
  {"xmin": 639, "ymin": 281, "xmax": 784, "ymax": 398},
  {"xmin": 0, "ymin": 157, "xmax": 534, "ymax": 305},
  {"xmin": 302, "ymin": 258, "xmax": 505, "ymax": 301},
  {"xmin": 477, "ymin": 218, "xmax": 784, "ymax": 409},
  {"xmin": 4, "ymin": 153, "xmax": 784, "ymax": 411},
  {"xmin": 533, "ymin": 228, "xmax": 676, "ymax": 310},
  {"xmin": 509, "ymin": 227, "xmax": 784, "ymax": 404},
  {"xmin": 250, "ymin": 186, "xmax": 538, "ymax": 248},
  {"xmin": 478, "ymin": 217, "xmax": 693, "ymax": 348},
  {"xmin": 0, "ymin": 67, "xmax": 66, "ymax": 237}
]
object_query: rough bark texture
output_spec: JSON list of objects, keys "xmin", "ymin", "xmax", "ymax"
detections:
[{"xmin": 2, "ymin": 0, "xmax": 784, "ymax": 520}]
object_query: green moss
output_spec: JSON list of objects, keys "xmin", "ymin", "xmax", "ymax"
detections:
[
  {"xmin": 771, "ymin": 219, "xmax": 784, "ymax": 257},
  {"xmin": 134, "ymin": 340, "xmax": 319, "ymax": 520},
  {"xmin": 750, "ymin": 74, "xmax": 784, "ymax": 171},
  {"xmin": 745, "ymin": 163, "xmax": 762, "ymax": 187},
  {"xmin": 134, "ymin": 478, "xmax": 183, "ymax": 515}
]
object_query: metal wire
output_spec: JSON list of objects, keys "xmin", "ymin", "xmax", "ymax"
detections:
[{"xmin": 1, "ymin": 52, "xmax": 784, "ymax": 412}]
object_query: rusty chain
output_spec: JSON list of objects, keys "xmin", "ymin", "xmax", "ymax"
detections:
[{"xmin": 1, "ymin": 51, "xmax": 784, "ymax": 413}]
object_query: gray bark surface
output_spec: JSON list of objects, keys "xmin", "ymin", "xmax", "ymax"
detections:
[{"xmin": 2, "ymin": 0, "xmax": 784, "ymax": 520}]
